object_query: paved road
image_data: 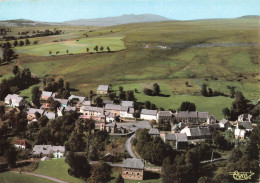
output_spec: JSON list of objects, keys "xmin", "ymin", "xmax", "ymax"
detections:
[
  {"xmin": 10, "ymin": 171, "xmax": 69, "ymax": 183},
  {"xmin": 125, "ymin": 133, "xmax": 138, "ymax": 159}
]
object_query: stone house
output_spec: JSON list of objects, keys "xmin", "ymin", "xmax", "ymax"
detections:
[
  {"xmin": 122, "ymin": 158, "xmax": 145, "ymax": 180},
  {"xmin": 80, "ymin": 106, "xmax": 104, "ymax": 117},
  {"xmin": 157, "ymin": 111, "xmax": 173, "ymax": 124},
  {"xmin": 105, "ymin": 104, "xmax": 123, "ymax": 116},
  {"xmin": 121, "ymin": 101, "xmax": 134, "ymax": 108},
  {"xmin": 120, "ymin": 107, "xmax": 135, "ymax": 119},
  {"xmin": 57, "ymin": 106, "xmax": 76, "ymax": 116},
  {"xmin": 238, "ymin": 113, "xmax": 252, "ymax": 122},
  {"xmin": 149, "ymin": 128, "xmax": 160, "ymax": 137},
  {"xmin": 219, "ymin": 119, "xmax": 232, "ymax": 130},
  {"xmin": 161, "ymin": 133, "xmax": 188, "ymax": 149},
  {"xmin": 174, "ymin": 111, "xmax": 209, "ymax": 124}
]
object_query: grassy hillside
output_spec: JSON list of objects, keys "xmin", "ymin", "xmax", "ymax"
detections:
[
  {"xmin": 0, "ymin": 172, "xmax": 54, "ymax": 183},
  {"xmin": 1, "ymin": 17, "xmax": 259, "ymax": 118}
]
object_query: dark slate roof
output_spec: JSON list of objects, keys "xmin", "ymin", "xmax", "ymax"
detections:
[
  {"xmin": 44, "ymin": 112, "xmax": 56, "ymax": 120},
  {"xmin": 188, "ymin": 127, "xmax": 211, "ymax": 137},
  {"xmin": 238, "ymin": 122, "xmax": 252, "ymax": 130},
  {"xmin": 5, "ymin": 94, "xmax": 24, "ymax": 103},
  {"xmin": 219, "ymin": 119, "xmax": 229, "ymax": 125},
  {"xmin": 82, "ymin": 101, "xmax": 91, "ymax": 106},
  {"xmin": 208, "ymin": 123, "xmax": 220, "ymax": 129},
  {"xmin": 175, "ymin": 133, "xmax": 188, "ymax": 142},
  {"xmin": 53, "ymin": 98, "xmax": 68, "ymax": 105},
  {"xmin": 69, "ymin": 95, "xmax": 85, "ymax": 102},
  {"xmin": 105, "ymin": 104, "xmax": 121, "ymax": 111},
  {"xmin": 97, "ymin": 85, "xmax": 109, "ymax": 91},
  {"xmin": 149, "ymin": 128, "xmax": 160, "ymax": 135},
  {"xmin": 123, "ymin": 158, "xmax": 144, "ymax": 169},
  {"xmin": 165, "ymin": 133, "xmax": 176, "ymax": 141},
  {"xmin": 41, "ymin": 91, "xmax": 53, "ymax": 97},
  {"xmin": 27, "ymin": 108, "xmax": 44, "ymax": 115},
  {"xmin": 141, "ymin": 109, "xmax": 157, "ymax": 116},
  {"xmin": 175, "ymin": 111, "xmax": 198, "ymax": 118},
  {"xmin": 129, "ymin": 108, "xmax": 134, "ymax": 114},
  {"xmin": 158, "ymin": 111, "xmax": 173, "ymax": 117},
  {"xmin": 121, "ymin": 101, "xmax": 134, "ymax": 107},
  {"xmin": 32, "ymin": 145, "xmax": 65, "ymax": 155},
  {"xmin": 198, "ymin": 112, "xmax": 209, "ymax": 119},
  {"xmin": 64, "ymin": 106, "xmax": 76, "ymax": 112},
  {"xmin": 82, "ymin": 106, "xmax": 104, "ymax": 113},
  {"xmin": 103, "ymin": 100, "xmax": 114, "ymax": 105}
]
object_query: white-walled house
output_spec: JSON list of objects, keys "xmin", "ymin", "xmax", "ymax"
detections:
[
  {"xmin": 140, "ymin": 109, "xmax": 157, "ymax": 121},
  {"xmin": 120, "ymin": 107, "xmax": 135, "ymax": 119},
  {"xmin": 32, "ymin": 145, "xmax": 65, "ymax": 158},
  {"xmin": 14, "ymin": 140, "xmax": 26, "ymax": 149},
  {"xmin": 238, "ymin": 113, "xmax": 252, "ymax": 122},
  {"xmin": 5, "ymin": 94, "xmax": 26, "ymax": 108},
  {"xmin": 219, "ymin": 119, "xmax": 232, "ymax": 130}
]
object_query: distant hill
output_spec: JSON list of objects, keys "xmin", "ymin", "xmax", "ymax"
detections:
[
  {"xmin": 238, "ymin": 15, "xmax": 260, "ymax": 19},
  {"xmin": 63, "ymin": 14, "xmax": 169, "ymax": 26},
  {"xmin": 0, "ymin": 19, "xmax": 62, "ymax": 27}
]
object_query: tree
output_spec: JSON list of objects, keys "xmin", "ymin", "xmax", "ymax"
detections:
[
  {"xmin": 119, "ymin": 86, "xmax": 123, "ymax": 92},
  {"xmin": 222, "ymin": 107, "xmax": 230, "ymax": 118},
  {"xmin": 94, "ymin": 45, "xmax": 98, "ymax": 52},
  {"xmin": 49, "ymin": 51, "xmax": 52, "ymax": 55},
  {"xmin": 119, "ymin": 91, "xmax": 126, "ymax": 100},
  {"xmin": 208, "ymin": 88, "xmax": 213, "ymax": 97},
  {"xmin": 201, "ymin": 83, "xmax": 208, "ymax": 96},
  {"xmin": 13, "ymin": 40, "xmax": 18, "ymax": 47},
  {"xmin": 100, "ymin": 46, "xmax": 104, "ymax": 52},
  {"xmin": 4, "ymin": 146, "xmax": 17, "ymax": 168},
  {"xmin": 25, "ymin": 39, "xmax": 30, "ymax": 46},
  {"xmin": 179, "ymin": 101, "xmax": 196, "ymax": 111},
  {"xmin": 19, "ymin": 40, "xmax": 24, "ymax": 46},
  {"xmin": 12, "ymin": 65, "xmax": 19, "ymax": 75},
  {"xmin": 66, "ymin": 152, "xmax": 91, "ymax": 178},
  {"xmin": 95, "ymin": 97, "xmax": 103, "ymax": 107},
  {"xmin": 57, "ymin": 78, "xmax": 64, "ymax": 89},
  {"xmin": 145, "ymin": 101, "xmax": 151, "ymax": 109},
  {"xmin": 0, "ymin": 105, "xmax": 5, "ymax": 117},
  {"xmin": 115, "ymin": 174, "xmax": 124, "ymax": 183},
  {"xmin": 88, "ymin": 161, "xmax": 112, "ymax": 183},
  {"xmin": 153, "ymin": 83, "xmax": 161, "ymax": 95},
  {"xmin": 86, "ymin": 48, "xmax": 89, "ymax": 52},
  {"xmin": 107, "ymin": 46, "xmax": 110, "ymax": 52},
  {"xmin": 65, "ymin": 82, "xmax": 70, "ymax": 90},
  {"xmin": 230, "ymin": 91, "xmax": 250, "ymax": 120}
]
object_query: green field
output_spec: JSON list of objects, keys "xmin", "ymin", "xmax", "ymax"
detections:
[
  {"xmin": 112, "ymin": 82, "xmax": 233, "ymax": 119},
  {"xmin": 1, "ymin": 17, "xmax": 259, "ymax": 118},
  {"xmin": 0, "ymin": 172, "xmax": 55, "ymax": 183},
  {"xmin": 16, "ymin": 36, "xmax": 126, "ymax": 56},
  {"xmin": 19, "ymin": 84, "xmax": 39, "ymax": 102},
  {"xmin": 34, "ymin": 158, "xmax": 84, "ymax": 183}
]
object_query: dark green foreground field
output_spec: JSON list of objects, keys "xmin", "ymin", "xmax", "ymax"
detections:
[{"xmin": 1, "ymin": 16, "xmax": 259, "ymax": 119}]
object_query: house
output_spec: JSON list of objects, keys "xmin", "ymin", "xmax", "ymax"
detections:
[
  {"xmin": 40, "ymin": 91, "xmax": 54, "ymax": 101},
  {"xmin": 171, "ymin": 122, "xmax": 186, "ymax": 133},
  {"xmin": 5, "ymin": 94, "xmax": 26, "ymax": 108},
  {"xmin": 105, "ymin": 112, "xmax": 115, "ymax": 123},
  {"xmin": 237, "ymin": 121, "xmax": 252, "ymax": 131},
  {"xmin": 27, "ymin": 108, "xmax": 45, "ymax": 121},
  {"xmin": 219, "ymin": 119, "xmax": 232, "ymax": 130},
  {"xmin": 161, "ymin": 133, "xmax": 188, "ymax": 149},
  {"xmin": 80, "ymin": 106, "xmax": 104, "ymax": 117},
  {"xmin": 100, "ymin": 122, "xmax": 117, "ymax": 134},
  {"xmin": 235, "ymin": 129, "xmax": 246, "ymax": 139},
  {"xmin": 149, "ymin": 128, "xmax": 160, "ymax": 137},
  {"xmin": 53, "ymin": 98, "xmax": 68, "ymax": 107},
  {"xmin": 140, "ymin": 109, "xmax": 157, "ymax": 121},
  {"xmin": 44, "ymin": 111, "xmax": 56, "ymax": 120},
  {"xmin": 208, "ymin": 123, "xmax": 220, "ymax": 131},
  {"xmin": 207, "ymin": 116, "xmax": 217, "ymax": 124},
  {"xmin": 157, "ymin": 111, "xmax": 173, "ymax": 123},
  {"xmin": 77, "ymin": 100, "xmax": 91, "ymax": 110},
  {"xmin": 68, "ymin": 95, "xmax": 85, "ymax": 103},
  {"xmin": 32, "ymin": 145, "xmax": 65, "ymax": 158},
  {"xmin": 105, "ymin": 104, "xmax": 126, "ymax": 116},
  {"xmin": 238, "ymin": 113, "xmax": 252, "ymax": 122},
  {"xmin": 103, "ymin": 100, "xmax": 114, "ymax": 105},
  {"xmin": 180, "ymin": 126, "xmax": 211, "ymax": 139},
  {"xmin": 120, "ymin": 107, "xmax": 135, "ymax": 119},
  {"xmin": 121, "ymin": 101, "xmax": 134, "ymax": 108},
  {"xmin": 174, "ymin": 111, "xmax": 209, "ymax": 124},
  {"xmin": 57, "ymin": 106, "xmax": 76, "ymax": 116},
  {"xmin": 14, "ymin": 140, "xmax": 26, "ymax": 149},
  {"xmin": 97, "ymin": 85, "xmax": 109, "ymax": 94},
  {"xmin": 122, "ymin": 158, "xmax": 145, "ymax": 180}
]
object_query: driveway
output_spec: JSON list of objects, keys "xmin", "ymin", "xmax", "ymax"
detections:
[
  {"xmin": 10, "ymin": 171, "xmax": 69, "ymax": 183},
  {"xmin": 125, "ymin": 133, "xmax": 138, "ymax": 159}
]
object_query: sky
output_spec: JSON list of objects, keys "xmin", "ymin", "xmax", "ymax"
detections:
[{"xmin": 0, "ymin": 0, "xmax": 259, "ymax": 22}]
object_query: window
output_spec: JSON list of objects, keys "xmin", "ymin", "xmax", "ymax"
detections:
[{"xmin": 126, "ymin": 172, "xmax": 128, "ymax": 174}]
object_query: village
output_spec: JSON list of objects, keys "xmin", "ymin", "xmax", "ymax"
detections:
[{"xmin": 1, "ymin": 77, "xmax": 256, "ymax": 181}]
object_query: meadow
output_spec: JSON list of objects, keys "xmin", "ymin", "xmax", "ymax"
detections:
[
  {"xmin": 1, "ymin": 17, "xmax": 259, "ymax": 119},
  {"xmin": 34, "ymin": 158, "xmax": 84, "ymax": 183},
  {"xmin": 0, "ymin": 172, "xmax": 55, "ymax": 183}
]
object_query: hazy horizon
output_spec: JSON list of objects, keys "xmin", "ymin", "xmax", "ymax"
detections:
[{"xmin": 0, "ymin": 0, "xmax": 259, "ymax": 22}]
